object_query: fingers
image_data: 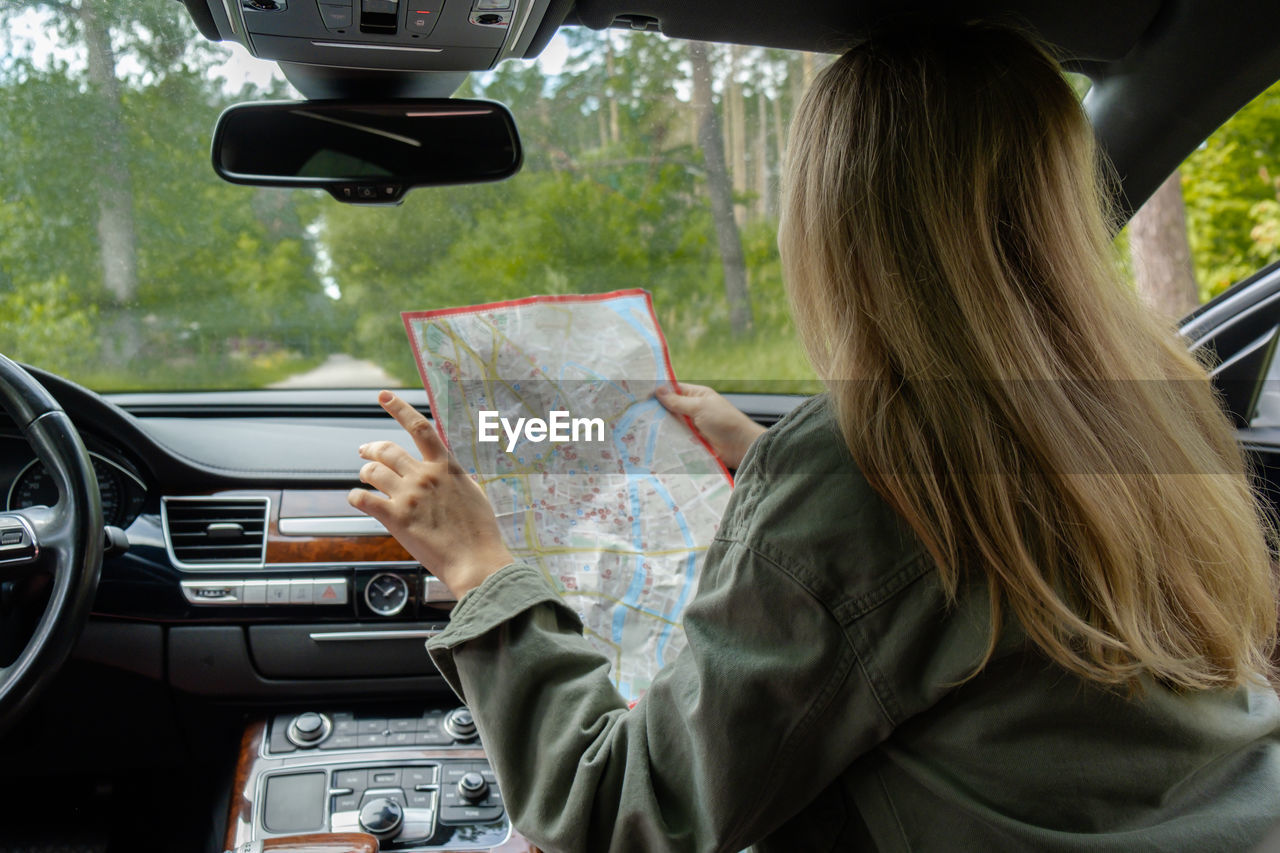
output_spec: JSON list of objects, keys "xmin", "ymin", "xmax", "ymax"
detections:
[
  {"xmin": 358, "ymin": 459, "xmax": 400, "ymax": 494},
  {"xmin": 379, "ymin": 390, "xmax": 447, "ymax": 461},
  {"xmin": 359, "ymin": 440, "xmax": 417, "ymax": 476},
  {"xmin": 348, "ymin": 487, "xmax": 392, "ymax": 518},
  {"xmin": 656, "ymin": 384, "xmax": 704, "ymax": 415}
]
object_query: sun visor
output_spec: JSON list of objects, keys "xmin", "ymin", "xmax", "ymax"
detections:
[{"xmin": 179, "ymin": 0, "xmax": 563, "ymax": 72}]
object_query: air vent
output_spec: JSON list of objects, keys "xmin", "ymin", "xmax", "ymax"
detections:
[{"xmin": 163, "ymin": 497, "xmax": 269, "ymax": 569}]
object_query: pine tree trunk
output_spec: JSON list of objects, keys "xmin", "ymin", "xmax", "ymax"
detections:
[
  {"xmin": 728, "ymin": 46, "xmax": 747, "ymax": 225},
  {"xmin": 79, "ymin": 0, "xmax": 137, "ymax": 307},
  {"xmin": 605, "ymin": 38, "xmax": 620, "ymax": 146},
  {"xmin": 690, "ymin": 41, "xmax": 753, "ymax": 336},
  {"xmin": 756, "ymin": 89, "xmax": 769, "ymax": 220},
  {"xmin": 1129, "ymin": 170, "xmax": 1200, "ymax": 320},
  {"xmin": 771, "ymin": 87, "xmax": 785, "ymax": 217}
]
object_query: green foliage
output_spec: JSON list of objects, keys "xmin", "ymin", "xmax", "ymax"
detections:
[
  {"xmin": 1182, "ymin": 80, "xmax": 1280, "ymax": 298},
  {"xmin": 0, "ymin": 277, "xmax": 99, "ymax": 376},
  {"xmin": 0, "ymin": 0, "xmax": 333, "ymax": 390}
]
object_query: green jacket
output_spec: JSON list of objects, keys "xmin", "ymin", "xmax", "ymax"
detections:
[{"xmin": 427, "ymin": 395, "xmax": 1280, "ymax": 852}]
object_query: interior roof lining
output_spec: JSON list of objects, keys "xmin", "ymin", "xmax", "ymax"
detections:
[{"xmin": 564, "ymin": 0, "xmax": 1163, "ymax": 64}]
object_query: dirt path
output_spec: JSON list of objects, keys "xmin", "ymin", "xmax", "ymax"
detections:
[{"xmin": 269, "ymin": 353, "xmax": 401, "ymax": 389}]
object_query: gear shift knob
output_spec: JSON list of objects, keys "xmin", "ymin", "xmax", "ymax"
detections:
[{"xmin": 227, "ymin": 832, "xmax": 379, "ymax": 853}]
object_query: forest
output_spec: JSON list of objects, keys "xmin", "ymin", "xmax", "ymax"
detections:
[{"xmin": 1, "ymin": 0, "xmax": 1278, "ymax": 393}]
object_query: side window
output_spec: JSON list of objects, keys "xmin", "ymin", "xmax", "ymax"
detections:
[{"xmin": 1124, "ymin": 81, "xmax": 1280, "ymax": 322}]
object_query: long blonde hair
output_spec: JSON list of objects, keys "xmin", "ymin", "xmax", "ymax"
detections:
[{"xmin": 780, "ymin": 22, "xmax": 1277, "ymax": 690}]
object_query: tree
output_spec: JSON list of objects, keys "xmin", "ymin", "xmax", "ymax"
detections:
[
  {"xmin": 689, "ymin": 41, "xmax": 752, "ymax": 336},
  {"xmin": 1181, "ymin": 80, "xmax": 1280, "ymax": 298},
  {"xmin": 0, "ymin": 0, "xmax": 333, "ymax": 388},
  {"xmin": 1128, "ymin": 169, "xmax": 1200, "ymax": 320}
]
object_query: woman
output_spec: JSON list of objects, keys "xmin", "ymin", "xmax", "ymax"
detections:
[{"xmin": 351, "ymin": 22, "xmax": 1280, "ymax": 852}]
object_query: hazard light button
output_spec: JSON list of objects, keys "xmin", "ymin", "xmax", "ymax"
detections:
[{"xmin": 315, "ymin": 578, "xmax": 349, "ymax": 605}]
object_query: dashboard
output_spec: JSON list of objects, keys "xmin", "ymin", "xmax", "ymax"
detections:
[
  {"xmin": 0, "ymin": 365, "xmax": 800, "ymax": 702},
  {"xmin": 0, "ymin": 369, "xmax": 464, "ymax": 701}
]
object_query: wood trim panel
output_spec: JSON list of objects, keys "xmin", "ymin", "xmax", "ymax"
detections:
[
  {"xmin": 259, "ymin": 832, "xmax": 379, "ymax": 852},
  {"xmin": 266, "ymin": 532, "xmax": 414, "ymax": 564},
  {"xmin": 226, "ymin": 720, "xmax": 268, "ymax": 851}
]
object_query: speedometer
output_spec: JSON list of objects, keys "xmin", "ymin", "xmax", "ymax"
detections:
[{"xmin": 7, "ymin": 453, "xmax": 146, "ymax": 528}]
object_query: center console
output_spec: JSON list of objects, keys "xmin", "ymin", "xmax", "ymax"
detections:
[{"xmin": 226, "ymin": 708, "xmax": 536, "ymax": 852}]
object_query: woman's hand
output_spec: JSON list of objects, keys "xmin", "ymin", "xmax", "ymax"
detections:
[
  {"xmin": 657, "ymin": 383, "xmax": 767, "ymax": 469},
  {"xmin": 348, "ymin": 390, "xmax": 513, "ymax": 599}
]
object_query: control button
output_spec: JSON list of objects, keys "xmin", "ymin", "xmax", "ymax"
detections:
[
  {"xmin": 455, "ymin": 804, "xmax": 503, "ymax": 822},
  {"xmin": 361, "ymin": 788, "xmax": 406, "ymax": 805},
  {"xmin": 290, "ymin": 578, "xmax": 314, "ymax": 604},
  {"xmin": 358, "ymin": 796, "xmax": 404, "ymax": 840},
  {"xmin": 439, "ymin": 790, "xmax": 503, "ymax": 824},
  {"xmin": 415, "ymin": 730, "xmax": 452, "ymax": 746},
  {"xmin": 443, "ymin": 707, "xmax": 476, "ymax": 741},
  {"xmin": 321, "ymin": 734, "xmax": 359, "ymax": 750},
  {"xmin": 388, "ymin": 731, "xmax": 414, "ymax": 747},
  {"xmin": 242, "ymin": 580, "xmax": 267, "ymax": 604},
  {"xmin": 314, "ymin": 577, "xmax": 348, "ymax": 605},
  {"xmin": 407, "ymin": 790, "xmax": 435, "ymax": 810},
  {"xmin": 404, "ymin": 767, "xmax": 436, "ymax": 788},
  {"xmin": 333, "ymin": 792, "xmax": 360, "ymax": 812},
  {"xmin": 1, "ymin": 530, "xmax": 24, "ymax": 545},
  {"xmin": 334, "ymin": 717, "xmax": 359, "ymax": 736},
  {"xmin": 369, "ymin": 768, "xmax": 402, "ymax": 787},
  {"xmin": 458, "ymin": 771, "xmax": 488, "ymax": 803},
  {"xmin": 266, "ymin": 579, "xmax": 291, "ymax": 604},
  {"xmin": 286, "ymin": 711, "xmax": 332, "ymax": 747},
  {"xmin": 404, "ymin": 0, "xmax": 441, "ymax": 34},
  {"xmin": 334, "ymin": 769, "xmax": 367, "ymax": 792},
  {"xmin": 389, "ymin": 718, "xmax": 416, "ymax": 733},
  {"xmin": 294, "ymin": 712, "xmax": 324, "ymax": 737},
  {"xmin": 318, "ymin": 2, "xmax": 353, "ymax": 28},
  {"xmin": 440, "ymin": 763, "xmax": 476, "ymax": 789},
  {"xmin": 358, "ymin": 718, "xmax": 389, "ymax": 734},
  {"xmin": 358, "ymin": 733, "xmax": 389, "ymax": 748},
  {"xmin": 473, "ymin": 0, "xmax": 509, "ymax": 9},
  {"xmin": 180, "ymin": 580, "xmax": 243, "ymax": 605}
]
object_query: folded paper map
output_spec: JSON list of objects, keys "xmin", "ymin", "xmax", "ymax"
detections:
[{"xmin": 403, "ymin": 289, "xmax": 733, "ymax": 700}]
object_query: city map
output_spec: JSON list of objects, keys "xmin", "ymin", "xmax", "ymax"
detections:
[{"xmin": 403, "ymin": 290, "xmax": 733, "ymax": 701}]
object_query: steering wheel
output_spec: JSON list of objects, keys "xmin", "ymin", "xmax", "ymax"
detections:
[{"xmin": 0, "ymin": 354, "xmax": 102, "ymax": 736}]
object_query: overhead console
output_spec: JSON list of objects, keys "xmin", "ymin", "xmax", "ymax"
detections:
[{"xmin": 181, "ymin": 0, "xmax": 564, "ymax": 73}]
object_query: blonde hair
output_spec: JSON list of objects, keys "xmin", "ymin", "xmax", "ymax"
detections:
[{"xmin": 780, "ymin": 22, "xmax": 1277, "ymax": 690}]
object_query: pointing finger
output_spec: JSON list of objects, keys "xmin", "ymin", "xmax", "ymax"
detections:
[{"xmin": 379, "ymin": 390, "xmax": 447, "ymax": 461}]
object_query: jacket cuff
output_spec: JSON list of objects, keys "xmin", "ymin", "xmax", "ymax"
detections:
[{"xmin": 426, "ymin": 562, "xmax": 580, "ymax": 700}]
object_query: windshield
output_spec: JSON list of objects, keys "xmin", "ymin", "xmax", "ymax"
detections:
[
  {"xmin": 0, "ymin": 1, "xmax": 822, "ymax": 393},
  {"xmin": 4, "ymin": 3, "xmax": 1277, "ymax": 395}
]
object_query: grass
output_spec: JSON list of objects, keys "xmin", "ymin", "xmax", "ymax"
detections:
[{"xmin": 75, "ymin": 350, "xmax": 326, "ymax": 393}]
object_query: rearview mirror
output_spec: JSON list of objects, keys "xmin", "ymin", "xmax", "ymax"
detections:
[{"xmin": 211, "ymin": 99, "xmax": 522, "ymax": 204}]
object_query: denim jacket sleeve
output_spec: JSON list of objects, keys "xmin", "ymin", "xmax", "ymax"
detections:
[{"xmin": 425, "ymin": 399, "xmax": 907, "ymax": 853}]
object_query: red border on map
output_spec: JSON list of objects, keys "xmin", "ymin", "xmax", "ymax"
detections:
[{"xmin": 401, "ymin": 288, "xmax": 734, "ymax": 486}]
